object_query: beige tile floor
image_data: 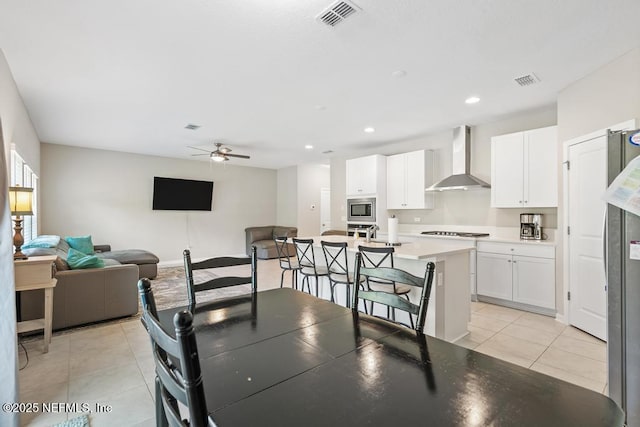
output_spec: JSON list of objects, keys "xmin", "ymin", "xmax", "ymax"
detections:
[{"xmin": 17, "ymin": 259, "xmax": 607, "ymax": 426}]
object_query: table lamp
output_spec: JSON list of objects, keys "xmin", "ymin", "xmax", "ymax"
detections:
[{"xmin": 9, "ymin": 186, "xmax": 33, "ymax": 260}]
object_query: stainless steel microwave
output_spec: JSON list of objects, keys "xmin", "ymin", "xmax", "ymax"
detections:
[{"xmin": 347, "ymin": 198, "xmax": 376, "ymax": 222}]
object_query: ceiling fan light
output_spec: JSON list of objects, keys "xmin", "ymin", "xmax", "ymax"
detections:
[{"xmin": 211, "ymin": 153, "xmax": 226, "ymax": 162}]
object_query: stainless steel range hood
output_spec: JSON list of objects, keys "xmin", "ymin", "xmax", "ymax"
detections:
[{"xmin": 425, "ymin": 125, "xmax": 490, "ymax": 191}]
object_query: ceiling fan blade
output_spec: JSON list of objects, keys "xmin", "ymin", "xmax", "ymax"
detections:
[
  {"xmin": 187, "ymin": 146, "xmax": 212, "ymax": 153},
  {"xmin": 191, "ymin": 153, "xmax": 211, "ymax": 156},
  {"xmin": 225, "ymin": 153, "xmax": 250, "ymax": 159}
]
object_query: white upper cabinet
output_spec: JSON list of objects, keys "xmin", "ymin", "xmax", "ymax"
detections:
[
  {"xmin": 491, "ymin": 125, "xmax": 558, "ymax": 208},
  {"xmin": 346, "ymin": 154, "xmax": 386, "ymax": 197},
  {"xmin": 386, "ymin": 150, "xmax": 434, "ymax": 209}
]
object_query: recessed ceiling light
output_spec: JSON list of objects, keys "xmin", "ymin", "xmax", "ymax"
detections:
[
  {"xmin": 305, "ymin": 144, "xmax": 314, "ymax": 150},
  {"xmin": 391, "ymin": 70, "xmax": 407, "ymax": 79},
  {"xmin": 364, "ymin": 127, "xmax": 375, "ymax": 133},
  {"xmin": 465, "ymin": 96, "xmax": 480, "ymax": 104}
]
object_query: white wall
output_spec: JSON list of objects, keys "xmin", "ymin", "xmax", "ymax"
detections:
[
  {"xmin": 555, "ymin": 46, "xmax": 640, "ymax": 316},
  {"xmin": 276, "ymin": 166, "xmax": 297, "ymax": 227},
  {"xmin": 330, "ymin": 105, "xmax": 558, "ymax": 230},
  {"xmin": 0, "ymin": 51, "xmax": 40, "ymax": 177},
  {"xmin": 296, "ymin": 164, "xmax": 330, "ymax": 236},
  {"xmin": 0, "ymin": 49, "xmax": 40, "ymax": 427},
  {"xmin": 330, "ymin": 156, "xmax": 347, "ymax": 231},
  {"xmin": 276, "ymin": 164, "xmax": 330, "ymax": 236},
  {"xmin": 41, "ymin": 144, "xmax": 277, "ymax": 263}
]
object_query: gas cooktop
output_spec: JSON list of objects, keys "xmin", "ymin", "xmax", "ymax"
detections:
[{"xmin": 421, "ymin": 231, "xmax": 490, "ymax": 238}]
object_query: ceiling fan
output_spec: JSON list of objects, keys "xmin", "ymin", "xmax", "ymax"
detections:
[{"xmin": 189, "ymin": 142, "xmax": 251, "ymax": 162}]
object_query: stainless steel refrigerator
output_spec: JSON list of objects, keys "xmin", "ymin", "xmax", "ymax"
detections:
[{"xmin": 607, "ymin": 128, "xmax": 640, "ymax": 426}]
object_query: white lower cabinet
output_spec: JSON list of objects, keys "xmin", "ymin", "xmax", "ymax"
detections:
[
  {"xmin": 476, "ymin": 241, "xmax": 555, "ymax": 312},
  {"xmin": 476, "ymin": 252, "xmax": 513, "ymax": 301}
]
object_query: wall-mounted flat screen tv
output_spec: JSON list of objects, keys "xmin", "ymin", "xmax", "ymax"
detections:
[{"xmin": 152, "ymin": 177, "xmax": 214, "ymax": 211}]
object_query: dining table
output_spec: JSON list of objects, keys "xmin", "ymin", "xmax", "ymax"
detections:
[{"xmin": 156, "ymin": 288, "xmax": 624, "ymax": 426}]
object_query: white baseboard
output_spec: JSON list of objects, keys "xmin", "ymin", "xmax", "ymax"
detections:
[
  {"xmin": 158, "ymin": 259, "xmax": 183, "ymax": 268},
  {"xmin": 555, "ymin": 313, "xmax": 568, "ymax": 324}
]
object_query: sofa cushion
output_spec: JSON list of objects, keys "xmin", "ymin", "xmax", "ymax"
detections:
[
  {"xmin": 66, "ymin": 248, "xmax": 105, "ymax": 269},
  {"xmin": 65, "ymin": 235, "xmax": 95, "ymax": 255},
  {"xmin": 96, "ymin": 249, "xmax": 159, "ymax": 265},
  {"xmin": 250, "ymin": 228, "xmax": 273, "ymax": 242},
  {"xmin": 102, "ymin": 258, "xmax": 122, "ymax": 267},
  {"xmin": 54, "ymin": 256, "xmax": 70, "ymax": 272},
  {"xmin": 273, "ymin": 226, "xmax": 295, "ymax": 238}
]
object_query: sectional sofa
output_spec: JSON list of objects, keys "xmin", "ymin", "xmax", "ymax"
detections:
[{"xmin": 19, "ymin": 236, "xmax": 159, "ymax": 330}]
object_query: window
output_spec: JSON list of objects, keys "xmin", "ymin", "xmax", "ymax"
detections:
[{"xmin": 10, "ymin": 149, "xmax": 38, "ymax": 242}]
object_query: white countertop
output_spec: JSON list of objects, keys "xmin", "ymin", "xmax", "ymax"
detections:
[
  {"xmin": 377, "ymin": 226, "xmax": 557, "ymax": 246},
  {"xmin": 309, "ymin": 235, "xmax": 475, "ymax": 260}
]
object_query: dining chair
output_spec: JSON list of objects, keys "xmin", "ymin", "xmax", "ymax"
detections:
[
  {"xmin": 292, "ymin": 238, "xmax": 329, "ymax": 297},
  {"xmin": 321, "ymin": 240, "xmax": 363, "ymax": 308},
  {"xmin": 137, "ymin": 278, "xmax": 216, "ymax": 427},
  {"xmin": 358, "ymin": 245, "xmax": 414, "ymax": 327},
  {"xmin": 353, "ymin": 252, "xmax": 436, "ymax": 333},
  {"xmin": 183, "ymin": 246, "xmax": 257, "ymax": 308},
  {"xmin": 274, "ymin": 236, "xmax": 301, "ymax": 289}
]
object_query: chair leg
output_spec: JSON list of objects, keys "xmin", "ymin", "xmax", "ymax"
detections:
[
  {"xmin": 155, "ymin": 376, "xmax": 169, "ymax": 427},
  {"xmin": 404, "ymin": 294, "xmax": 414, "ymax": 329},
  {"xmin": 314, "ymin": 275, "xmax": 319, "ymax": 297},
  {"xmin": 280, "ymin": 269, "xmax": 286, "ymax": 288},
  {"xmin": 345, "ymin": 284, "xmax": 350, "ymax": 309},
  {"xmin": 303, "ymin": 275, "xmax": 311, "ymax": 294}
]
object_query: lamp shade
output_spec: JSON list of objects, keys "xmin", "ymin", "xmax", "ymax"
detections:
[{"xmin": 9, "ymin": 186, "xmax": 33, "ymax": 215}]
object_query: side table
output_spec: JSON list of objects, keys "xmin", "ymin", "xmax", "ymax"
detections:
[{"xmin": 14, "ymin": 255, "xmax": 57, "ymax": 353}]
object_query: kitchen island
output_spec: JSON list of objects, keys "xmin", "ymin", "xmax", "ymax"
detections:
[{"xmin": 303, "ymin": 235, "xmax": 474, "ymax": 342}]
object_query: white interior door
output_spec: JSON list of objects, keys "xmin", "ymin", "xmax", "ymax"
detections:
[
  {"xmin": 568, "ymin": 135, "xmax": 607, "ymax": 340},
  {"xmin": 320, "ymin": 188, "xmax": 331, "ymax": 233}
]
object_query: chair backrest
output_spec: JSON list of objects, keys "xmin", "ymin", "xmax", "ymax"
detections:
[
  {"xmin": 358, "ymin": 245, "xmax": 397, "ymax": 290},
  {"xmin": 274, "ymin": 236, "xmax": 295, "ymax": 269},
  {"xmin": 353, "ymin": 252, "xmax": 436, "ymax": 333},
  {"xmin": 358, "ymin": 245, "xmax": 394, "ymax": 268},
  {"xmin": 321, "ymin": 241, "xmax": 350, "ymax": 277},
  {"xmin": 138, "ymin": 278, "xmax": 213, "ymax": 427},
  {"xmin": 184, "ymin": 246, "xmax": 257, "ymax": 307},
  {"xmin": 292, "ymin": 238, "xmax": 320, "ymax": 271}
]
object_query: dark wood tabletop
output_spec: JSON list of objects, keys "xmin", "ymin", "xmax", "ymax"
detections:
[{"xmin": 157, "ymin": 288, "xmax": 623, "ymax": 426}]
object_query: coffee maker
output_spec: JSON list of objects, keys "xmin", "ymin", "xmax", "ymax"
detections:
[{"xmin": 520, "ymin": 213, "xmax": 543, "ymax": 240}]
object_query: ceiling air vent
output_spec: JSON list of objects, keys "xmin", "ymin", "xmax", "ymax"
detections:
[
  {"xmin": 322, "ymin": 150, "xmax": 334, "ymax": 154},
  {"xmin": 184, "ymin": 123, "xmax": 201, "ymax": 130},
  {"xmin": 317, "ymin": 1, "xmax": 359, "ymax": 27},
  {"xmin": 514, "ymin": 73, "xmax": 540, "ymax": 87}
]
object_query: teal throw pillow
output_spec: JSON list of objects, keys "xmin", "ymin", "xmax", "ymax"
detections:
[
  {"xmin": 65, "ymin": 235, "xmax": 94, "ymax": 255},
  {"xmin": 66, "ymin": 248, "xmax": 105, "ymax": 270}
]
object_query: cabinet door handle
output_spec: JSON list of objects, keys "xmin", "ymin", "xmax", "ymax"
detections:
[
  {"xmin": 507, "ymin": 259, "xmax": 511, "ymax": 263},
  {"xmin": 519, "ymin": 201, "xmax": 522, "ymax": 204},
  {"xmin": 512, "ymin": 260, "xmax": 517, "ymax": 264},
  {"xmin": 524, "ymin": 201, "xmax": 528, "ymax": 204}
]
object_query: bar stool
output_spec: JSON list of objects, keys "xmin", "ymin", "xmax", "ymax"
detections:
[
  {"xmin": 321, "ymin": 240, "xmax": 364, "ymax": 308},
  {"xmin": 358, "ymin": 245, "xmax": 414, "ymax": 327},
  {"xmin": 274, "ymin": 236, "xmax": 301, "ymax": 289},
  {"xmin": 292, "ymin": 238, "xmax": 329, "ymax": 297}
]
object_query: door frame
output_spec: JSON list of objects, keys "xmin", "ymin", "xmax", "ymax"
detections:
[{"xmin": 562, "ymin": 119, "xmax": 636, "ymax": 325}]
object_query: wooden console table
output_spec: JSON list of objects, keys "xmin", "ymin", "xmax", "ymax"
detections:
[{"xmin": 14, "ymin": 255, "xmax": 57, "ymax": 353}]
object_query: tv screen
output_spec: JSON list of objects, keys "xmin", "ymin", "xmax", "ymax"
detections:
[{"xmin": 152, "ymin": 177, "xmax": 214, "ymax": 211}]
